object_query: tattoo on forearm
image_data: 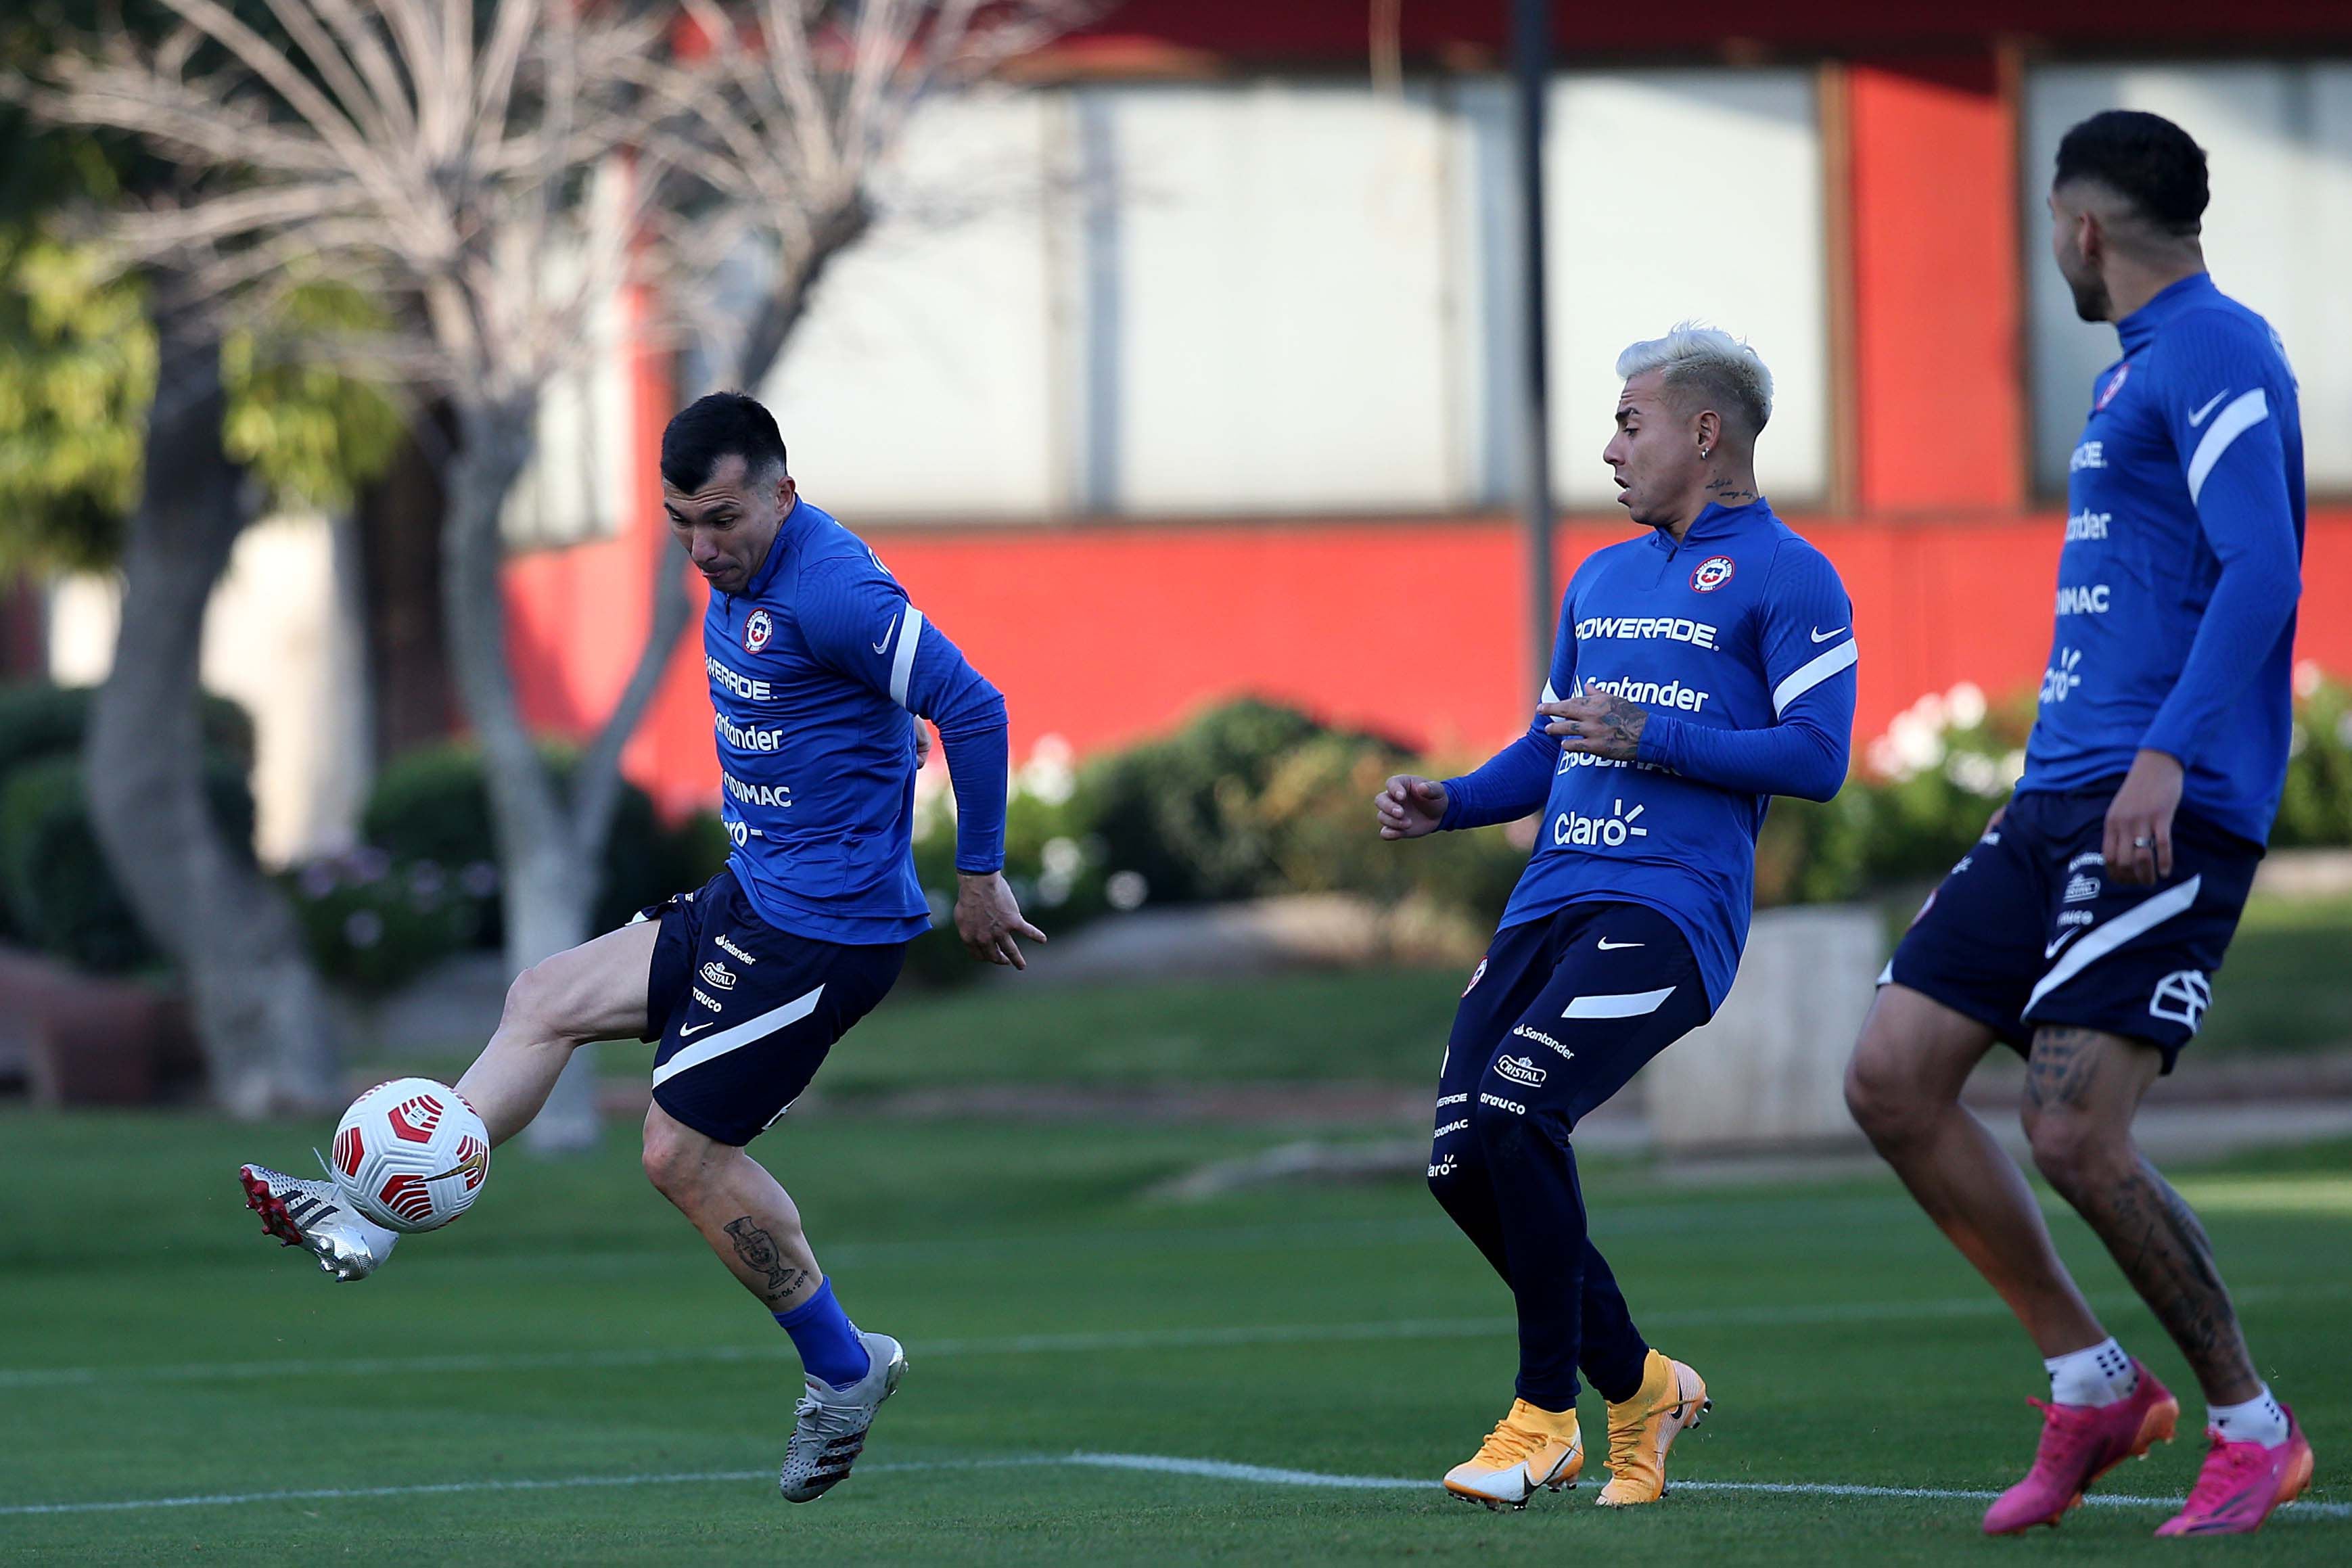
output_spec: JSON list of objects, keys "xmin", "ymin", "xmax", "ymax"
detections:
[{"xmin": 724, "ymin": 1216, "xmax": 812, "ymax": 1305}]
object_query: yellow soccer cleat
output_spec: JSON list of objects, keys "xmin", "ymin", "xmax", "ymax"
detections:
[
  {"xmin": 1443, "ymin": 1398, "xmax": 1584, "ymax": 1510},
  {"xmin": 1596, "ymin": 1350, "xmax": 1711, "ymax": 1506}
]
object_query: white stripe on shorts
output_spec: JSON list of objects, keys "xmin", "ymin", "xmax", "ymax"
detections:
[
  {"xmin": 651, "ymin": 984, "xmax": 827, "ymax": 1089},
  {"xmin": 1562, "ymin": 986, "xmax": 1677, "ymax": 1019},
  {"xmin": 2023, "ymin": 875, "xmax": 2201, "ymax": 1016}
]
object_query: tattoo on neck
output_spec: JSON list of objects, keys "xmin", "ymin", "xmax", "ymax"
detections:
[{"xmin": 1703, "ymin": 475, "xmax": 1756, "ymax": 504}]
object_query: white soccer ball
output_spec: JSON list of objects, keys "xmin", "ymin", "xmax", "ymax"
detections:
[{"xmin": 329, "ymin": 1076, "xmax": 491, "ymax": 1233}]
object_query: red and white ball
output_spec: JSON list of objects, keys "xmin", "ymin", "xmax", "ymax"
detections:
[{"xmin": 329, "ymin": 1077, "xmax": 491, "ymax": 1233}]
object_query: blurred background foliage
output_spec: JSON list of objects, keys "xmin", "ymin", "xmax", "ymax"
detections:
[{"xmin": 3, "ymin": 678, "xmax": 2348, "ymax": 997}]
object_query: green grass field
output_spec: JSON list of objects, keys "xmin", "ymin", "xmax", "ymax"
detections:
[{"xmin": 2, "ymin": 1107, "xmax": 2346, "ymax": 1564}]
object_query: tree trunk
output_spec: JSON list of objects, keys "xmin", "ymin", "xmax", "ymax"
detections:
[
  {"xmin": 356, "ymin": 402, "xmax": 459, "ymax": 762},
  {"xmin": 85, "ymin": 305, "xmax": 340, "ymax": 1117},
  {"xmin": 438, "ymin": 396, "xmax": 606, "ymax": 1150}
]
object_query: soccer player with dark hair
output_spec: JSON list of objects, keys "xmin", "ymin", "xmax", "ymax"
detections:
[
  {"xmin": 240, "ymin": 391, "xmax": 1042, "ymax": 1503},
  {"xmin": 1846, "ymin": 110, "xmax": 2313, "ymax": 1537},
  {"xmin": 1378, "ymin": 325, "xmax": 1857, "ymax": 1509}
]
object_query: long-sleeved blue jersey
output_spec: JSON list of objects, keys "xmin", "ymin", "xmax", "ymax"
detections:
[
  {"xmin": 2021, "ymin": 273, "xmax": 2305, "ymax": 844},
  {"xmin": 1439, "ymin": 499, "xmax": 1856, "ymax": 1009},
  {"xmin": 702, "ymin": 497, "xmax": 1007, "ymax": 944}
]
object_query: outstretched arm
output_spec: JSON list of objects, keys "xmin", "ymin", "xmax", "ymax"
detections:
[{"xmin": 1429, "ymin": 589, "xmax": 1584, "ymax": 833}]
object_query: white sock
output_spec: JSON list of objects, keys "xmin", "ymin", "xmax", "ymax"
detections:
[
  {"xmin": 2209, "ymin": 1385, "xmax": 2289, "ymax": 1447},
  {"xmin": 2044, "ymin": 1337, "xmax": 2138, "ymax": 1407}
]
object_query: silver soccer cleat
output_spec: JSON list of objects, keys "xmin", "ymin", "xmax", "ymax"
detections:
[
  {"xmin": 239, "ymin": 1163, "xmax": 398, "ymax": 1282},
  {"xmin": 779, "ymin": 1330, "xmax": 906, "ymax": 1503}
]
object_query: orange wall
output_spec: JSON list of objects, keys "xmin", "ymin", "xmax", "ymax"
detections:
[
  {"xmin": 1848, "ymin": 60, "xmax": 2027, "ymax": 513},
  {"xmin": 508, "ymin": 513, "xmax": 2352, "ymax": 821},
  {"xmin": 500, "ymin": 43, "xmax": 2349, "ymax": 822}
]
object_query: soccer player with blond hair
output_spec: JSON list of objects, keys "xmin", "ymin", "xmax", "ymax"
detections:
[{"xmin": 1379, "ymin": 325, "xmax": 1857, "ymax": 1508}]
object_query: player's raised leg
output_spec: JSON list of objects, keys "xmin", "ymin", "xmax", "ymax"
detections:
[
  {"xmin": 239, "ymin": 919, "xmax": 663, "ymax": 1281},
  {"xmin": 2016, "ymin": 1026, "xmax": 2313, "ymax": 1536},
  {"xmin": 1847, "ymin": 985, "xmax": 2179, "ymax": 1534}
]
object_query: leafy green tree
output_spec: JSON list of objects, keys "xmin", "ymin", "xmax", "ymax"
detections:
[{"xmin": 1, "ymin": 1, "xmax": 402, "ymax": 1113}]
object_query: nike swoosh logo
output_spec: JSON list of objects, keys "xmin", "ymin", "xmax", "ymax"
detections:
[
  {"xmin": 873, "ymin": 614, "xmax": 898, "ymax": 656},
  {"xmin": 2044, "ymin": 927, "xmax": 2086, "ymax": 960},
  {"xmin": 678, "ymin": 1021, "xmax": 718, "ymax": 1038},
  {"xmin": 1596, "ymin": 938, "xmax": 1643, "ymax": 950},
  {"xmin": 2187, "ymin": 390, "xmax": 2230, "ymax": 427},
  {"xmin": 1810, "ymin": 626, "xmax": 1847, "ymax": 643}
]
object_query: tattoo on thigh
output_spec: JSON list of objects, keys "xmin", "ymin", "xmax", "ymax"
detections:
[
  {"xmin": 2025, "ymin": 1028, "xmax": 2103, "ymax": 1111},
  {"xmin": 724, "ymin": 1216, "xmax": 810, "ymax": 1305}
]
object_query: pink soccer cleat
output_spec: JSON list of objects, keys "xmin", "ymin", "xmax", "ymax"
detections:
[
  {"xmin": 1982, "ymin": 1362, "xmax": 2179, "ymax": 1535},
  {"xmin": 2154, "ymin": 1405, "xmax": 2314, "ymax": 1537}
]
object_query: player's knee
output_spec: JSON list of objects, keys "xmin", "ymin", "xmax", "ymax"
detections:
[
  {"xmin": 2021, "ymin": 1103, "xmax": 2130, "ymax": 1195},
  {"xmin": 1844, "ymin": 1032, "xmax": 1936, "ymax": 1147},
  {"xmin": 501, "ymin": 960, "xmax": 579, "ymax": 1044},
  {"xmin": 639, "ymin": 1114, "xmax": 709, "ymax": 1201},
  {"xmin": 1469, "ymin": 1093, "xmax": 1531, "ymax": 1163}
]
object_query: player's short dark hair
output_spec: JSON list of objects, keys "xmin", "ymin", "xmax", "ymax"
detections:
[
  {"xmin": 2053, "ymin": 110, "xmax": 2209, "ymax": 236},
  {"xmin": 661, "ymin": 392, "xmax": 788, "ymax": 492}
]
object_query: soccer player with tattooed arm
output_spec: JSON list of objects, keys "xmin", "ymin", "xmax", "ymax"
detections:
[
  {"xmin": 1845, "ymin": 111, "xmax": 2313, "ymax": 1538},
  {"xmin": 1376, "ymin": 325, "xmax": 1857, "ymax": 1510},
  {"xmin": 239, "ymin": 393, "xmax": 1044, "ymax": 1504}
]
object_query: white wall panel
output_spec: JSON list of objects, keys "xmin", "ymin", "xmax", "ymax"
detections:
[
  {"xmin": 2024, "ymin": 65, "xmax": 2352, "ymax": 491},
  {"xmin": 1111, "ymin": 84, "xmax": 1462, "ymax": 513},
  {"xmin": 1545, "ymin": 72, "xmax": 1828, "ymax": 508},
  {"xmin": 759, "ymin": 95, "xmax": 1059, "ymax": 518}
]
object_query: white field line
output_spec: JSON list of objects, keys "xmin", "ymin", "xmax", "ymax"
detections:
[
  {"xmin": 5, "ymin": 1450, "xmax": 2346, "ymax": 1521},
  {"xmin": 1, "ymin": 1281, "xmax": 2330, "ymax": 1390}
]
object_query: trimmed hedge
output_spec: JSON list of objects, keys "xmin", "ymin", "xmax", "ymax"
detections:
[
  {"xmin": 0, "ymin": 682, "xmax": 258, "ymax": 971},
  {"xmin": 0, "ymin": 752, "xmax": 255, "ymax": 973}
]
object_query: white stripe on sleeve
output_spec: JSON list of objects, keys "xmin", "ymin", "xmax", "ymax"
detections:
[
  {"xmin": 2186, "ymin": 388, "xmax": 2267, "ymax": 505},
  {"xmin": 888, "ymin": 605, "xmax": 925, "ymax": 708},
  {"xmin": 1772, "ymin": 638, "xmax": 1858, "ymax": 716}
]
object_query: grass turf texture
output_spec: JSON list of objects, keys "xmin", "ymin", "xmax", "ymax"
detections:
[{"xmin": 2, "ymin": 1111, "xmax": 2347, "ymax": 1564}]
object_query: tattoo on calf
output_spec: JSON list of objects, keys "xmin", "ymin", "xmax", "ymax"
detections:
[{"xmin": 724, "ymin": 1216, "xmax": 812, "ymax": 1305}]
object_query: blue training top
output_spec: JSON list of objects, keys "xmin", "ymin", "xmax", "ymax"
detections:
[
  {"xmin": 701, "ymin": 496, "xmax": 1008, "ymax": 944},
  {"xmin": 1439, "ymin": 499, "xmax": 1857, "ymax": 1009},
  {"xmin": 2020, "ymin": 272, "xmax": 2305, "ymax": 845}
]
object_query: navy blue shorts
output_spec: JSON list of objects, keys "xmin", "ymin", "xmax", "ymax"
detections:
[
  {"xmin": 1883, "ymin": 785, "xmax": 2261, "ymax": 1071},
  {"xmin": 637, "ymin": 869, "xmax": 906, "ymax": 1145},
  {"xmin": 1433, "ymin": 900, "xmax": 1713, "ymax": 1160}
]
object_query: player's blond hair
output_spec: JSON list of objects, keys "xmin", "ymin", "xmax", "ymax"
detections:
[{"xmin": 1615, "ymin": 323, "xmax": 1774, "ymax": 438}]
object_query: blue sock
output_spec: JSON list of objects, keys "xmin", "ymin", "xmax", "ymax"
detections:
[{"xmin": 773, "ymin": 1279, "xmax": 871, "ymax": 1388}]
